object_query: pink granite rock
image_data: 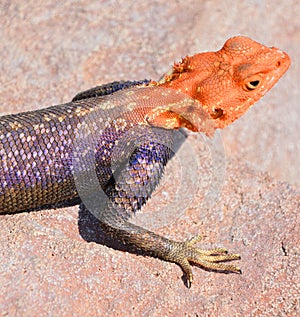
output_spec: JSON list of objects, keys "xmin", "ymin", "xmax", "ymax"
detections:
[{"xmin": 0, "ymin": 1, "xmax": 299, "ymax": 316}]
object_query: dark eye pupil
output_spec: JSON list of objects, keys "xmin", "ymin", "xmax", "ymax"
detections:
[
  {"xmin": 245, "ymin": 78, "xmax": 261, "ymax": 91},
  {"xmin": 250, "ymin": 80, "xmax": 260, "ymax": 87}
]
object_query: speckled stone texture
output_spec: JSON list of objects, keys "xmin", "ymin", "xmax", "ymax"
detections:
[{"xmin": 0, "ymin": 1, "xmax": 299, "ymax": 316}]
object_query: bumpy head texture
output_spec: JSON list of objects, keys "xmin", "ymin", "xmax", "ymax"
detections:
[{"xmin": 160, "ymin": 36, "xmax": 290, "ymax": 129}]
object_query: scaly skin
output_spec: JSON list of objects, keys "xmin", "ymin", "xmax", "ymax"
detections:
[{"xmin": 0, "ymin": 36, "xmax": 290, "ymax": 287}]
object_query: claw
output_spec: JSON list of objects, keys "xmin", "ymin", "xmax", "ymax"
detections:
[{"xmin": 186, "ymin": 279, "xmax": 192, "ymax": 289}]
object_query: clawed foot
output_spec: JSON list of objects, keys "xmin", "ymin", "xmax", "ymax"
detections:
[{"xmin": 166, "ymin": 235, "xmax": 241, "ymax": 288}]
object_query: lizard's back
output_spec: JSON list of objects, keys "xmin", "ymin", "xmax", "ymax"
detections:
[
  {"xmin": 0, "ymin": 101, "xmax": 87, "ymax": 212},
  {"xmin": 0, "ymin": 83, "xmax": 206, "ymax": 213}
]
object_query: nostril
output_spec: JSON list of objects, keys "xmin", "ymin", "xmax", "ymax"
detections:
[{"xmin": 276, "ymin": 60, "xmax": 281, "ymax": 67}]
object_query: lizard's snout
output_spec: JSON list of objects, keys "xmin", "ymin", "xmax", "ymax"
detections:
[{"xmin": 273, "ymin": 48, "xmax": 291, "ymax": 72}]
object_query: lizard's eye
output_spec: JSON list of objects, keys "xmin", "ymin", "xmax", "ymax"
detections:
[
  {"xmin": 243, "ymin": 75, "xmax": 262, "ymax": 91},
  {"xmin": 211, "ymin": 107, "xmax": 224, "ymax": 119},
  {"xmin": 247, "ymin": 80, "xmax": 260, "ymax": 89}
]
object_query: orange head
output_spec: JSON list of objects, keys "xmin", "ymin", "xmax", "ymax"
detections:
[{"xmin": 158, "ymin": 36, "xmax": 290, "ymax": 129}]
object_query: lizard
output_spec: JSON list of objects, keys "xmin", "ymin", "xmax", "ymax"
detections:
[{"xmin": 0, "ymin": 36, "xmax": 290, "ymax": 287}]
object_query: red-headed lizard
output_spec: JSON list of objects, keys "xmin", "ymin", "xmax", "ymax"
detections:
[{"xmin": 0, "ymin": 36, "xmax": 290, "ymax": 287}]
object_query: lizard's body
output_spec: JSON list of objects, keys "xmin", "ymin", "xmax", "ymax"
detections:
[{"xmin": 0, "ymin": 37, "xmax": 290, "ymax": 287}]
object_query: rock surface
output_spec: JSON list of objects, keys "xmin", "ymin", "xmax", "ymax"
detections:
[{"xmin": 0, "ymin": 1, "xmax": 299, "ymax": 316}]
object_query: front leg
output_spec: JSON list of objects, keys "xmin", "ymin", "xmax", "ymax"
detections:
[{"xmin": 89, "ymin": 128, "xmax": 241, "ymax": 287}]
